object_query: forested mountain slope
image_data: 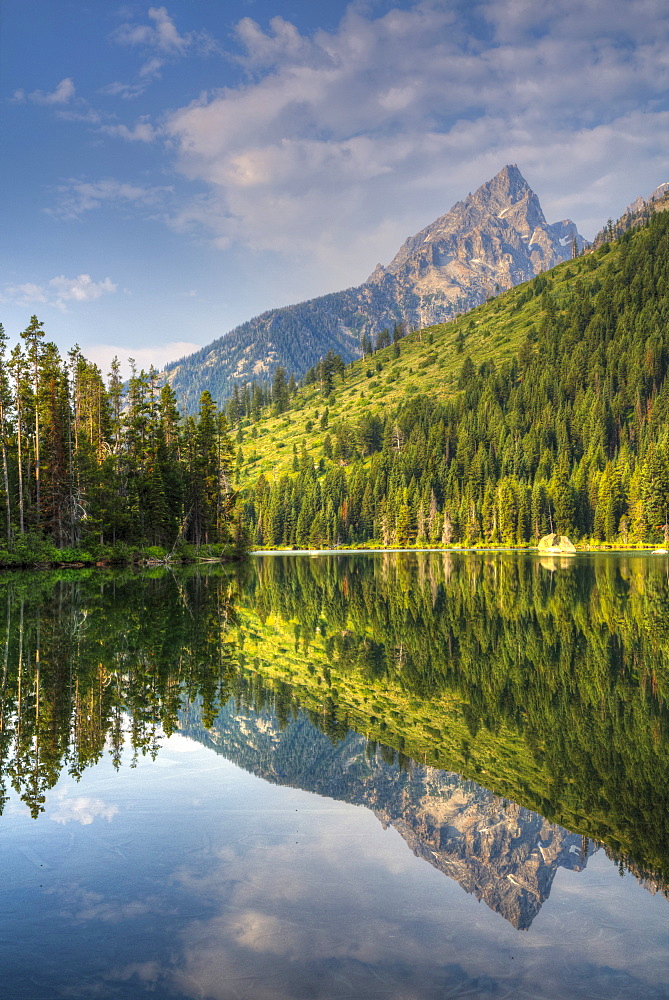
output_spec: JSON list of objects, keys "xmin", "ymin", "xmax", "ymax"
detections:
[
  {"xmin": 228, "ymin": 211, "xmax": 669, "ymax": 548},
  {"xmin": 162, "ymin": 166, "xmax": 583, "ymax": 411}
]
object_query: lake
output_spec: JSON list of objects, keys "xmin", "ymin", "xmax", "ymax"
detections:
[{"xmin": 0, "ymin": 552, "xmax": 667, "ymax": 998}]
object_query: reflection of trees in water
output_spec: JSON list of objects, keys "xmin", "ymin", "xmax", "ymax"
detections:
[
  {"xmin": 238, "ymin": 552, "xmax": 669, "ymax": 887},
  {"xmin": 1, "ymin": 554, "xmax": 668, "ymax": 893},
  {"xmin": 0, "ymin": 569, "xmax": 239, "ymax": 817}
]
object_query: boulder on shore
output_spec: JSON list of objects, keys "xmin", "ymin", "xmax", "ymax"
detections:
[{"xmin": 537, "ymin": 533, "xmax": 576, "ymax": 554}]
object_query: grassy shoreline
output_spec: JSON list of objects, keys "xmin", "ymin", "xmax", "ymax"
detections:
[
  {"xmin": 0, "ymin": 539, "xmax": 247, "ymax": 570},
  {"xmin": 2, "ymin": 538, "xmax": 663, "ymax": 570}
]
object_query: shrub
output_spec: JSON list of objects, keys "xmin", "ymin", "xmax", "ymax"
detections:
[{"xmin": 144, "ymin": 545, "xmax": 167, "ymax": 561}]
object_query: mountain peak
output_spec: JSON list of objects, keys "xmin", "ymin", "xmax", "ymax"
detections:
[
  {"xmin": 462, "ymin": 164, "xmax": 539, "ymax": 220},
  {"xmin": 479, "ymin": 163, "xmax": 529, "ymax": 196},
  {"xmin": 162, "ymin": 166, "xmax": 585, "ymax": 410},
  {"xmin": 373, "ymin": 165, "xmax": 581, "ymax": 300}
]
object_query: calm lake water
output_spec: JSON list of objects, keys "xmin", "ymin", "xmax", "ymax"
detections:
[{"xmin": 0, "ymin": 552, "xmax": 667, "ymax": 999}]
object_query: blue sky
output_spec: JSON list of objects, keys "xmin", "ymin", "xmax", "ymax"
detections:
[{"xmin": 2, "ymin": 0, "xmax": 669, "ymax": 375}]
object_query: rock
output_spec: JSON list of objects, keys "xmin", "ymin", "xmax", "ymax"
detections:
[
  {"xmin": 537, "ymin": 533, "xmax": 559, "ymax": 551},
  {"xmin": 537, "ymin": 533, "xmax": 576, "ymax": 554}
]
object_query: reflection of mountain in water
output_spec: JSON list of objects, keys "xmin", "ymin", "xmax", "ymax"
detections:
[
  {"xmin": 180, "ymin": 700, "xmax": 593, "ymax": 930},
  {"xmin": 238, "ymin": 552, "xmax": 669, "ymax": 887}
]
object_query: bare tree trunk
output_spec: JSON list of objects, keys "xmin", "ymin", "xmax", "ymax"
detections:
[
  {"xmin": 16, "ymin": 393, "xmax": 24, "ymax": 535},
  {"xmin": 34, "ymin": 369, "xmax": 40, "ymax": 527},
  {"xmin": 0, "ymin": 403, "xmax": 10, "ymax": 543}
]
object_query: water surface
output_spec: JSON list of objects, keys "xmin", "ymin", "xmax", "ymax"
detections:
[{"xmin": 0, "ymin": 553, "xmax": 667, "ymax": 998}]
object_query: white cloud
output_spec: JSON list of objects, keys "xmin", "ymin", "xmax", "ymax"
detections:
[
  {"xmin": 4, "ymin": 274, "xmax": 117, "ymax": 312},
  {"xmin": 50, "ymin": 794, "xmax": 118, "ymax": 826},
  {"xmin": 113, "ymin": 6, "xmax": 191, "ymax": 55},
  {"xmin": 483, "ymin": 0, "xmax": 669, "ymax": 45},
  {"xmin": 107, "ymin": 5, "xmax": 219, "ymax": 97},
  {"xmin": 49, "ymin": 274, "xmax": 117, "ymax": 303},
  {"xmin": 138, "ymin": 55, "xmax": 165, "ymax": 80},
  {"xmin": 20, "ymin": 2, "xmax": 668, "ymax": 307},
  {"xmin": 54, "ymin": 105, "xmax": 103, "ymax": 125},
  {"xmin": 4, "ymin": 282, "xmax": 49, "ymax": 304},
  {"xmin": 83, "ymin": 341, "xmax": 203, "ymax": 378},
  {"xmin": 233, "ymin": 15, "xmax": 317, "ymax": 70},
  {"xmin": 12, "ymin": 77, "xmax": 106, "ymax": 127},
  {"xmin": 99, "ymin": 119, "xmax": 159, "ymax": 143},
  {"xmin": 160, "ymin": 0, "xmax": 669, "ymax": 284},
  {"xmin": 49, "ymin": 178, "xmax": 172, "ymax": 219},
  {"xmin": 13, "ymin": 77, "xmax": 77, "ymax": 105},
  {"xmin": 99, "ymin": 80, "xmax": 147, "ymax": 100}
]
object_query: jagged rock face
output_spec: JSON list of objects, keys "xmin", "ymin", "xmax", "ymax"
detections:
[
  {"xmin": 624, "ymin": 182, "xmax": 669, "ymax": 218},
  {"xmin": 367, "ymin": 165, "xmax": 583, "ymax": 329},
  {"xmin": 590, "ymin": 180, "xmax": 669, "ymax": 248},
  {"xmin": 163, "ymin": 165, "xmax": 584, "ymax": 411},
  {"xmin": 180, "ymin": 702, "xmax": 593, "ymax": 929}
]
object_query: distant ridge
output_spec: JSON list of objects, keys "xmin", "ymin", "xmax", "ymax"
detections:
[
  {"xmin": 623, "ymin": 182, "xmax": 669, "ymax": 219},
  {"xmin": 592, "ymin": 181, "xmax": 669, "ymax": 247},
  {"xmin": 163, "ymin": 165, "xmax": 584, "ymax": 411}
]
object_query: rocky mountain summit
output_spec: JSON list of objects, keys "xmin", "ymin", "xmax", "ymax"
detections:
[
  {"xmin": 379, "ymin": 778, "xmax": 591, "ymax": 931},
  {"xmin": 163, "ymin": 165, "xmax": 584, "ymax": 410},
  {"xmin": 366, "ymin": 164, "xmax": 583, "ymax": 329},
  {"xmin": 623, "ymin": 181, "xmax": 669, "ymax": 219}
]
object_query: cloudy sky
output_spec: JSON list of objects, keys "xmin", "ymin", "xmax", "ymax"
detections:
[{"xmin": 2, "ymin": 0, "xmax": 669, "ymax": 373}]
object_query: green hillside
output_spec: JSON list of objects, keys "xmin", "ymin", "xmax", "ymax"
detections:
[
  {"xmin": 229, "ymin": 211, "xmax": 669, "ymax": 549},
  {"xmin": 234, "ymin": 264, "xmax": 573, "ymax": 482}
]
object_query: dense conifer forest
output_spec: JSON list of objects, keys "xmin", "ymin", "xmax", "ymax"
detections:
[
  {"xmin": 233, "ymin": 211, "xmax": 669, "ymax": 548},
  {"xmin": 0, "ymin": 321, "xmax": 240, "ymax": 564},
  {"xmin": 7, "ymin": 208, "xmax": 669, "ymax": 560}
]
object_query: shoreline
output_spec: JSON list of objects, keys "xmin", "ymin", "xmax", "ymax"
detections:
[
  {"xmin": 250, "ymin": 544, "xmax": 668, "ymax": 556},
  {"xmin": 0, "ymin": 544, "xmax": 247, "ymax": 572},
  {"xmin": 1, "ymin": 542, "xmax": 664, "ymax": 570}
]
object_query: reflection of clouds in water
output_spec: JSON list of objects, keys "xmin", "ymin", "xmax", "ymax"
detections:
[
  {"xmin": 50, "ymin": 793, "xmax": 118, "ymax": 826},
  {"xmin": 24, "ymin": 752, "xmax": 666, "ymax": 1000},
  {"xmin": 169, "ymin": 829, "xmax": 493, "ymax": 999},
  {"xmin": 165, "ymin": 828, "xmax": 668, "ymax": 1000},
  {"xmin": 163, "ymin": 733, "xmax": 204, "ymax": 753},
  {"xmin": 107, "ymin": 961, "xmax": 162, "ymax": 985},
  {"xmin": 52, "ymin": 886, "xmax": 168, "ymax": 924},
  {"xmin": 19, "ymin": 774, "xmax": 665, "ymax": 1000}
]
